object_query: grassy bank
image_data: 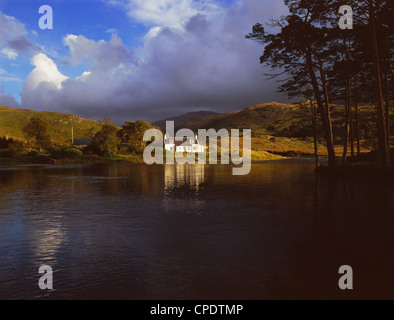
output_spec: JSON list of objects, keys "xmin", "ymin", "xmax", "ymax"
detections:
[{"xmin": 0, "ymin": 153, "xmax": 145, "ymax": 167}]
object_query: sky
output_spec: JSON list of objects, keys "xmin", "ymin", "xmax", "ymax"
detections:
[{"xmin": 0, "ymin": 0, "xmax": 289, "ymax": 123}]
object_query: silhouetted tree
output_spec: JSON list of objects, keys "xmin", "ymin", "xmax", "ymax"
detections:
[
  {"xmin": 246, "ymin": 0, "xmax": 337, "ymax": 166},
  {"xmin": 247, "ymin": 0, "xmax": 394, "ymax": 167}
]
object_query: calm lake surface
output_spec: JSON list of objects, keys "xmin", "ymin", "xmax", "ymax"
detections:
[{"xmin": 0, "ymin": 160, "xmax": 394, "ymax": 299}]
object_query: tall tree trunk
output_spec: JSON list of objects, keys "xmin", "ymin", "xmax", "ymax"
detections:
[
  {"xmin": 353, "ymin": 79, "xmax": 361, "ymax": 155},
  {"xmin": 342, "ymin": 78, "xmax": 351, "ymax": 165},
  {"xmin": 310, "ymin": 100, "xmax": 320, "ymax": 168},
  {"xmin": 350, "ymin": 105, "xmax": 355, "ymax": 158},
  {"xmin": 384, "ymin": 72, "xmax": 391, "ymax": 162},
  {"xmin": 306, "ymin": 51, "xmax": 336, "ymax": 167},
  {"xmin": 369, "ymin": 1, "xmax": 389, "ymax": 168},
  {"xmin": 342, "ymin": 39, "xmax": 352, "ymax": 165},
  {"xmin": 386, "ymin": 42, "xmax": 394, "ymax": 99},
  {"xmin": 387, "ymin": 44, "xmax": 394, "ymax": 160},
  {"xmin": 318, "ymin": 57, "xmax": 334, "ymax": 145},
  {"xmin": 354, "ymin": 101, "xmax": 361, "ymax": 155}
]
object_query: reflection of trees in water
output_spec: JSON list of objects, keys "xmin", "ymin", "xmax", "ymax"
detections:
[
  {"xmin": 260, "ymin": 174, "xmax": 394, "ymax": 299},
  {"xmin": 313, "ymin": 175, "xmax": 393, "ymax": 219},
  {"xmin": 90, "ymin": 163, "xmax": 165, "ymax": 198},
  {"xmin": 162, "ymin": 164, "xmax": 206, "ymax": 214},
  {"xmin": 304, "ymin": 175, "xmax": 394, "ymax": 299}
]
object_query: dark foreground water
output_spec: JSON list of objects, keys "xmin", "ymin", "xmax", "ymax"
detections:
[{"xmin": 0, "ymin": 160, "xmax": 394, "ymax": 299}]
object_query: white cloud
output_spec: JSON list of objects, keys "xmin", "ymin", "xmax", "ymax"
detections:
[
  {"xmin": 0, "ymin": 12, "xmax": 27, "ymax": 38},
  {"xmin": 63, "ymin": 33, "xmax": 133, "ymax": 70},
  {"xmin": 129, "ymin": 0, "xmax": 198, "ymax": 29},
  {"xmin": 76, "ymin": 71, "xmax": 92, "ymax": 82},
  {"xmin": 1, "ymin": 48, "xmax": 18, "ymax": 60},
  {"xmin": 143, "ymin": 26, "xmax": 163, "ymax": 43},
  {"xmin": 23, "ymin": 53, "xmax": 68, "ymax": 93},
  {"xmin": 108, "ymin": 0, "xmax": 218, "ymax": 30},
  {"xmin": 0, "ymin": 76, "xmax": 22, "ymax": 82}
]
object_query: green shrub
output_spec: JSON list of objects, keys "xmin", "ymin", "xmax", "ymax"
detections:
[
  {"xmin": 51, "ymin": 146, "xmax": 83, "ymax": 159},
  {"xmin": 63, "ymin": 147, "xmax": 83, "ymax": 159},
  {"xmin": 28, "ymin": 150, "xmax": 39, "ymax": 157}
]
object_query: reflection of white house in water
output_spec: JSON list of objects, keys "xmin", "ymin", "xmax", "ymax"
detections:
[
  {"xmin": 163, "ymin": 164, "xmax": 206, "ymax": 214},
  {"xmin": 164, "ymin": 164, "xmax": 205, "ymax": 190},
  {"xmin": 164, "ymin": 134, "xmax": 206, "ymax": 153}
]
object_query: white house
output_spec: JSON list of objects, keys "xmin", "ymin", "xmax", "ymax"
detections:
[{"xmin": 164, "ymin": 134, "xmax": 206, "ymax": 153}]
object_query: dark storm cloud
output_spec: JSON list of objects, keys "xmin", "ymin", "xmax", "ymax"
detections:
[
  {"xmin": 20, "ymin": 0, "xmax": 289, "ymax": 124},
  {"xmin": 7, "ymin": 36, "xmax": 42, "ymax": 53},
  {"xmin": 0, "ymin": 12, "xmax": 41, "ymax": 57}
]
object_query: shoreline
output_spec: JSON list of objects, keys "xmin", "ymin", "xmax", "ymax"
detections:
[
  {"xmin": 0, "ymin": 156, "xmax": 322, "ymax": 169},
  {"xmin": 2, "ymin": 157, "xmax": 393, "ymax": 183}
]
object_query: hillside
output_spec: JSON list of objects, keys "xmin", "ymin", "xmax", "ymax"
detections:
[
  {"xmin": 152, "ymin": 111, "xmax": 219, "ymax": 131},
  {"xmin": 180, "ymin": 101, "xmax": 380, "ymax": 141},
  {"xmin": 0, "ymin": 106, "xmax": 102, "ymax": 143},
  {"xmin": 1, "ymin": 102, "xmax": 387, "ymax": 159},
  {"xmin": 155, "ymin": 101, "xmax": 387, "ymax": 157}
]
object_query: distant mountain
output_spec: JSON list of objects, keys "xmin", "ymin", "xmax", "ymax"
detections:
[
  {"xmin": 152, "ymin": 111, "xmax": 219, "ymax": 131},
  {"xmin": 183, "ymin": 102, "xmax": 309, "ymax": 135},
  {"xmin": 0, "ymin": 106, "xmax": 102, "ymax": 143},
  {"xmin": 154, "ymin": 101, "xmax": 378, "ymax": 141},
  {"xmin": 154, "ymin": 102, "xmax": 310, "ymax": 135}
]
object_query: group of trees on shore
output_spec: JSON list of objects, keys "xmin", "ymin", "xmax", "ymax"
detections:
[
  {"xmin": 91, "ymin": 118, "xmax": 155, "ymax": 157},
  {"xmin": 246, "ymin": 0, "xmax": 393, "ymax": 168},
  {"xmin": 0, "ymin": 117, "xmax": 156, "ymax": 159},
  {"xmin": 0, "ymin": 117, "xmax": 52, "ymax": 158}
]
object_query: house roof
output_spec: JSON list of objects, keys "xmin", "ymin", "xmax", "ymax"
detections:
[
  {"xmin": 166, "ymin": 136, "xmax": 199, "ymax": 147},
  {"xmin": 174, "ymin": 140, "xmax": 192, "ymax": 147},
  {"xmin": 73, "ymin": 138, "xmax": 93, "ymax": 146}
]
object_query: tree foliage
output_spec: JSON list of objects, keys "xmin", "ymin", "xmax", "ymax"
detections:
[
  {"xmin": 91, "ymin": 118, "xmax": 158, "ymax": 157},
  {"xmin": 118, "ymin": 120, "xmax": 156, "ymax": 153},
  {"xmin": 246, "ymin": 0, "xmax": 394, "ymax": 167},
  {"xmin": 93, "ymin": 120, "xmax": 121, "ymax": 156},
  {"xmin": 22, "ymin": 117, "xmax": 52, "ymax": 151}
]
